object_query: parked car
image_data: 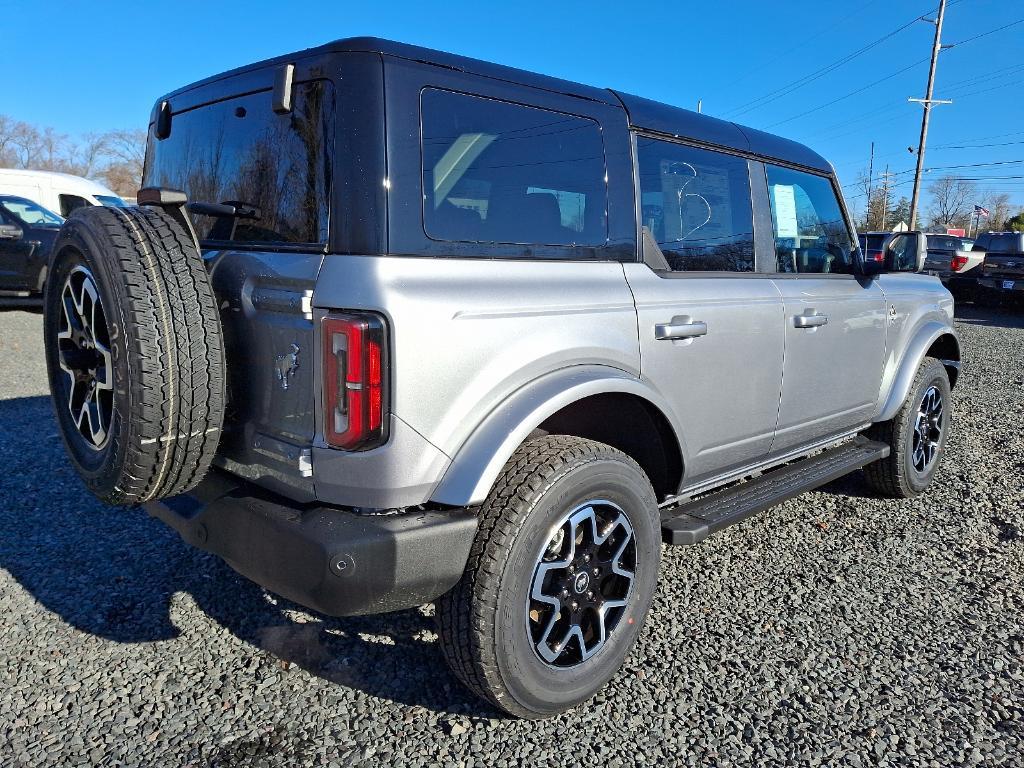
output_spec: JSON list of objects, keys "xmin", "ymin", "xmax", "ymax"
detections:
[
  {"xmin": 0, "ymin": 194, "xmax": 63, "ymax": 294},
  {"xmin": 974, "ymin": 232, "xmax": 1024, "ymax": 304},
  {"xmin": 42, "ymin": 37, "xmax": 960, "ymax": 719},
  {"xmin": 921, "ymin": 233, "xmax": 981, "ymax": 300},
  {"xmin": 0, "ymin": 169, "xmax": 126, "ymax": 218}
]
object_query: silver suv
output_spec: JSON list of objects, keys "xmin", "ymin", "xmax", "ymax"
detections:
[{"xmin": 42, "ymin": 38, "xmax": 960, "ymax": 719}]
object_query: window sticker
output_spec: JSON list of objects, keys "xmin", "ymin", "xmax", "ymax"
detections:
[{"xmin": 771, "ymin": 184, "xmax": 799, "ymax": 239}]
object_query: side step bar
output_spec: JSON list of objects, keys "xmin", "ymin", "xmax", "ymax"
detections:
[{"xmin": 661, "ymin": 437, "xmax": 889, "ymax": 545}]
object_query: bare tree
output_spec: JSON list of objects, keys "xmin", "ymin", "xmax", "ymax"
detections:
[
  {"xmin": 977, "ymin": 191, "xmax": 1012, "ymax": 232},
  {"xmin": 0, "ymin": 114, "xmax": 146, "ymax": 196},
  {"xmin": 926, "ymin": 175, "xmax": 975, "ymax": 230}
]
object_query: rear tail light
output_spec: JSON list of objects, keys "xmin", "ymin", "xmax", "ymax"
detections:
[
  {"xmin": 951, "ymin": 254, "xmax": 970, "ymax": 272},
  {"xmin": 322, "ymin": 313, "xmax": 388, "ymax": 450}
]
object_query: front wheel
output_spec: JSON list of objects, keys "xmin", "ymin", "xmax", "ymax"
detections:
[
  {"xmin": 863, "ymin": 357, "xmax": 951, "ymax": 498},
  {"xmin": 437, "ymin": 435, "xmax": 661, "ymax": 718}
]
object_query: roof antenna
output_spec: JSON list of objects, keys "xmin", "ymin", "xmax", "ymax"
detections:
[{"xmin": 697, "ymin": 99, "xmax": 703, "ymax": 114}]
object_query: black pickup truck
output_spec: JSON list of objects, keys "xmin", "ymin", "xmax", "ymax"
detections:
[{"xmin": 975, "ymin": 232, "xmax": 1024, "ymax": 304}]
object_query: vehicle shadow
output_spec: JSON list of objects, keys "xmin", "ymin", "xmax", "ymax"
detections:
[
  {"xmin": 0, "ymin": 394, "xmax": 498, "ymax": 718},
  {"xmin": 954, "ymin": 301, "xmax": 1024, "ymax": 329}
]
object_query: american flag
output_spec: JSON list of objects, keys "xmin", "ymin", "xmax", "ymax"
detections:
[{"xmin": 975, "ymin": 205, "xmax": 990, "ymax": 217}]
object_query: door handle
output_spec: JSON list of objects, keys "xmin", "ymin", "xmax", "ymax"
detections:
[
  {"xmin": 655, "ymin": 320, "xmax": 708, "ymax": 340},
  {"xmin": 793, "ymin": 311, "xmax": 828, "ymax": 328}
]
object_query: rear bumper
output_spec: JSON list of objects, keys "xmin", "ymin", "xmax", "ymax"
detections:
[
  {"xmin": 978, "ymin": 277, "xmax": 1024, "ymax": 295},
  {"xmin": 144, "ymin": 471, "xmax": 477, "ymax": 616}
]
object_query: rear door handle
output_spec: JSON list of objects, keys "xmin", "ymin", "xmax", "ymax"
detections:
[
  {"xmin": 654, "ymin": 320, "xmax": 708, "ymax": 340},
  {"xmin": 793, "ymin": 311, "xmax": 828, "ymax": 328}
]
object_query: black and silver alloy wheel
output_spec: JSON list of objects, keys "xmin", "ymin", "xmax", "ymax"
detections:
[
  {"xmin": 912, "ymin": 385, "xmax": 943, "ymax": 474},
  {"xmin": 528, "ymin": 500, "xmax": 636, "ymax": 667},
  {"xmin": 864, "ymin": 356, "xmax": 952, "ymax": 498},
  {"xmin": 55, "ymin": 265, "xmax": 113, "ymax": 451},
  {"xmin": 438, "ymin": 435, "xmax": 661, "ymax": 718}
]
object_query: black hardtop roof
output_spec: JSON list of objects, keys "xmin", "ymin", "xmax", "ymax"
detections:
[{"xmin": 160, "ymin": 36, "xmax": 831, "ymax": 173}]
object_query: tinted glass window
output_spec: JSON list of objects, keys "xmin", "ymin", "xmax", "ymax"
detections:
[
  {"xmin": 927, "ymin": 234, "xmax": 961, "ymax": 250},
  {"xmin": 421, "ymin": 89, "xmax": 607, "ymax": 247},
  {"xmin": 765, "ymin": 164, "xmax": 853, "ymax": 274},
  {"xmin": 94, "ymin": 195, "xmax": 127, "ymax": 208},
  {"xmin": 145, "ymin": 81, "xmax": 334, "ymax": 246},
  {"xmin": 985, "ymin": 234, "xmax": 1024, "ymax": 253},
  {"xmin": 59, "ymin": 194, "xmax": 90, "ymax": 217},
  {"xmin": 637, "ymin": 138, "xmax": 754, "ymax": 272},
  {"xmin": 1, "ymin": 197, "xmax": 63, "ymax": 226}
]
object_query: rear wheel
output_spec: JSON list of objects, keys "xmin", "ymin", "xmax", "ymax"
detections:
[
  {"xmin": 437, "ymin": 435, "xmax": 661, "ymax": 718},
  {"xmin": 863, "ymin": 357, "xmax": 951, "ymax": 498}
]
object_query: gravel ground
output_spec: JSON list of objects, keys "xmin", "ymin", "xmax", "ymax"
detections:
[{"xmin": 1, "ymin": 301, "xmax": 1022, "ymax": 767}]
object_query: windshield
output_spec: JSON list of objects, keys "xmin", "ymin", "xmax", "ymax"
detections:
[
  {"xmin": 94, "ymin": 194, "xmax": 127, "ymax": 208},
  {"xmin": 0, "ymin": 197, "xmax": 64, "ymax": 226}
]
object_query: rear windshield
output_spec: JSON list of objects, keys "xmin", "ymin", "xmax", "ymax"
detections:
[
  {"xmin": 862, "ymin": 234, "xmax": 887, "ymax": 250},
  {"xmin": 927, "ymin": 234, "xmax": 962, "ymax": 250},
  {"xmin": 144, "ymin": 80, "xmax": 334, "ymax": 247},
  {"xmin": 983, "ymin": 234, "xmax": 1024, "ymax": 253}
]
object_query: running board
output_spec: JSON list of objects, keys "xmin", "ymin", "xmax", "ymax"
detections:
[{"xmin": 661, "ymin": 437, "xmax": 889, "ymax": 545}]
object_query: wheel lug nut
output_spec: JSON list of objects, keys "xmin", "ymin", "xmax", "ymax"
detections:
[
  {"xmin": 570, "ymin": 602, "xmax": 578, "ymax": 611},
  {"xmin": 561, "ymin": 589, "xmax": 569, "ymax": 599},
  {"xmin": 583, "ymin": 554, "xmax": 591, "ymax": 563},
  {"xmin": 592, "ymin": 567, "xmax": 600, "ymax": 576},
  {"xmin": 587, "ymin": 591, "xmax": 594, "ymax": 599}
]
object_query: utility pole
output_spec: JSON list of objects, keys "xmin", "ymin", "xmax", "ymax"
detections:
[
  {"xmin": 866, "ymin": 141, "xmax": 875, "ymax": 227},
  {"xmin": 880, "ymin": 166, "xmax": 895, "ymax": 231},
  {"xmin": 908, "ymin": 0, "xmax": 952, "ymax": 230}
]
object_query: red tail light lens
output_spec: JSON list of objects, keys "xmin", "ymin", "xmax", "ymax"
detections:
[
  {"xmin": 322, "ymin": 313, "xmax": 388, "ymax": 450},
  {"xmin": 951, "ymin": 255, "xmax": 969, "ymax": 272}
]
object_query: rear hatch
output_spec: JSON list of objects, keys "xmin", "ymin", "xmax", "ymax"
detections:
[{"xmin": 143, "ymin": 78, "xmax": 336, "ymax": 502}]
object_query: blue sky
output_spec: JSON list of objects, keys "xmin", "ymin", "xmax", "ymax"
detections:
[{"xmin": 2, "ymin": 0, "xmax": 1022, "ymax": 214}]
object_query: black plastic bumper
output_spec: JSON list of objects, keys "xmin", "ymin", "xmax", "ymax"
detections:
[{"xmin": 144, "ymin": 471, "xmax": 478, "ymax": 616}]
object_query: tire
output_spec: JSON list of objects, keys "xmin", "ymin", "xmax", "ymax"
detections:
[
  {"xmin": 43, "ymin": 205, "xmax": 225, "ymax": 505},
  {"xmin": 437, "ymin": 435, "xmax": 661, "ymax": 718},
  {"xmin": 863, "ymin": 357, "xmax": 951, "ymax": 498}
]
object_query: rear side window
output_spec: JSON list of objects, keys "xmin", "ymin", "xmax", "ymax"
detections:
[
  {"xmin": 764, "ymin": 164, "xmax": 854, "ymax": 274},
  {"xmin": 145, "ymin": 80, "xmax": 334, "ymax": 246},
  {"xmin": 637, "ymin": 138, "xmax": 754, "ymax": 272},
  {"xmin": 59, "ymin": 194, "xmax": 90, "ymax": 217},
  {"xmin": 420, "ymin": 89, "xmax": 607, "ymax": 247}
]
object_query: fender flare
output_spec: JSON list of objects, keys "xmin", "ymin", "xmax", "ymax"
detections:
[
  {"xmin": 429, "ymin": 365, "xmax": 686, "ymax": 507},
  {"xmin": 876, "ymin": 321, "xmax": 960, "ymax": 423}
]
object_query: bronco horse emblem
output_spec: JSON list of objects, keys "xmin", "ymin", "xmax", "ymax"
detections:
[{"xmin": 275, "ymin": 343, "xmax": 300, "ymax": 390}]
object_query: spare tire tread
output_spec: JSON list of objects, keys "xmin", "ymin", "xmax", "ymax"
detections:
[{"xmin": 45, "ymin": 205, "xmax": 225, "ymax": 504}]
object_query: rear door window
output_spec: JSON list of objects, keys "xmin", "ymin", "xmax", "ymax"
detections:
[
  {"xmin": 144, "ymin": 80, "xmax": 334, "ymax": 247},
  {"xmin": 764, "ymin": 164, "xmax": 854, "ymax": 274},
  {"xmin": 420, "ymin": 88, "xmax": 607, "ymax": 247},
  {"xmin": 636, "ymin": 137, "xmax": 754, "ymax": 272}
]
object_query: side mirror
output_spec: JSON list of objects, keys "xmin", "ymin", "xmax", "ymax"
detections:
[
  {"xmin": 856, "ymin": 247, "xmax": 887, "ymax": 277},
  {"xmin": 0, "ymin": 223, "xmax": 23, "ymax": 240}
]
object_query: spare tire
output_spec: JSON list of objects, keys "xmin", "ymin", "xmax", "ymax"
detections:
[{"xmin": 43, "ymin": 205, "xmax": 225, "ymax": 505}]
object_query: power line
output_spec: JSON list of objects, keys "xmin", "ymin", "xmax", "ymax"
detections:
[
  {"xmin": 720, "ymin": 7, "xmax": 934, "ymax": 119},
  {"xmin": 945, "ymin": 16, "xmax": 1024, "ymax": 47},
  {"xmin": 765, "ymin": 58, "xmax": 928, "ymax": 129}
]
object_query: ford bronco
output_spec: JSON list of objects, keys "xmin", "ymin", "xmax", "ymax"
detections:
[{"xmin": 42, "ymin": 38, "xmax": 960, "ymax": 718}]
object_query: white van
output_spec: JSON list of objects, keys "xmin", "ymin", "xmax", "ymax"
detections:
[{"xmin": 0, "ymin": 169, "xmax": 126, "ymax": 218}]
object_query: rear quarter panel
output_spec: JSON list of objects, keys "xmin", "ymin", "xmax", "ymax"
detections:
[{"xmin": 312, "ymin": 256, "xmax": 640, "ymax": 459}]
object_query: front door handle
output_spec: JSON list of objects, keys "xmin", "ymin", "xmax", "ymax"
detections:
[
  {"xmin": 655, "ymin": 319, "xmax": 708, "ymax": 340},
  {"xmin": 794, "ymin": 311, "xmax": 828, "ymax": 328}
]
